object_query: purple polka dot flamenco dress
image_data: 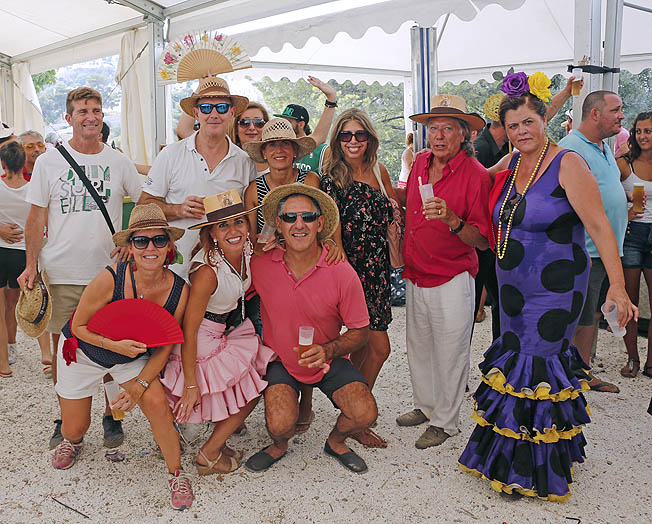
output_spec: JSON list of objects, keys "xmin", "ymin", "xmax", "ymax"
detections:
[{"xmin": 458, "ymin": 150, "xmax": 592, "ymax": 502}]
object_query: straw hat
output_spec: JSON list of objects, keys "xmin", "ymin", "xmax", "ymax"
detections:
[
  {"xmin": 180, "ymin": 76, "xmax": 249, "ymax": 117},
  {"xmin": 261, "ymin": 183, "xmax": 339, "ymax": 241},
  {"xmin": 189, "ymin": 189, "xmax": 262, "ymax": 230},
  {"xmin": 243, "ymin": 118, "xmax": 316, "ymax": 164},
  {"xmin": 112, "ymin": 203, "xmax": 185, "ymax": 247},
  {"xmin": 410, "ymin": 94, "xmax": 485, "ymax": 132},
  {"xmin": 16, "ymin": 270, "xmax": 52, "ymax": 338}
]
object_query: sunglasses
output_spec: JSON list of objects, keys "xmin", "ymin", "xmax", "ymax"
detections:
[
  {"xmin": 197, "ymin": 103, "xmax": 232, "ymax": 115},
  {"xmin": 23, "ymin": 142, "xmax": 46, "ymax": 151},
  {"xmin": 338, "ymin": 130, "xmax": 370, "ymax": 143},
  {"xmin": 130, "ymin": 234, "xmax": 170, "ymax": 249},
  {"xmin": 499, "ymin": 193, "xmax": 523, "ymax": 224},
  {"xmin": 238, "ymin": 118, "xmax": 266, "ymax": 129},
  {"xmin": 279, "ymin": 211, "xmax": 320, "ymax": 223}
]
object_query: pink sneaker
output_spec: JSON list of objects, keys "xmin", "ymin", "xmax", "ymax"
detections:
[
  {"xmin": 52, "ymin": 439, "xmax": 82, "ymax": 470},
  {"xmin": 168, "ymin": 470, "xmax": 194, "ymax": 510}
]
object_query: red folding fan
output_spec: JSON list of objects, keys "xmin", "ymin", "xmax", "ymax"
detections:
[{"xmin": 87, "ymin": 299, "xmax": 184, "ymax": 348}]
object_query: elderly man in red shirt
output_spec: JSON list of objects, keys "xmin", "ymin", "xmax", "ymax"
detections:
[
  {"xmin": 245, "ymin": 183, "xmax": 377, "ymax": 474},
  {"xmin": 396, "ymin": 95, "xmax": 491, "ymax": 449}
]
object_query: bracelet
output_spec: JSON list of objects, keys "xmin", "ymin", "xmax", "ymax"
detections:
[
  {"xmin": 184, "ymin": 385, "xmax": 198, "ymax": 390},
  {"xmin": 324, "ymin": 99, "xmax": 338, "ymax": 108},
  {"xmin": 100, "ymin": 336, "xmax": 105, "ymax": 349},
  {"xmin": 324, "ymin": 238, "xmax": 336, "ymax": 247},
  {"xmin": 449, "ymin": 220, "xmax": 465, "ymax": 235},
  {"xmin": 135, "ymin": 378, "xmax": 150, "ymax": 389}
]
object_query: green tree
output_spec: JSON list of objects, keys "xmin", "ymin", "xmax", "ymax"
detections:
[{"xmin": 32, "ymin": 70, "xmax": 56, "ymax": 93}]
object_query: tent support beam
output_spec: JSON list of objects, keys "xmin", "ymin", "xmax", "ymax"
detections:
[
  {"xmin": 624, "ymin": 1, "xmax": 652, "ymax": 14},
  {"xmin": 0, "ymin": 65, "xmax": 13, "ymax": 125},
  {"xmin": 572, "ymin": 0, "xmax": 601, "ymax": 123},
  {"xmin": 603, "ymin": 0, "xmax": 624, "ymax": 93},
  {"xmin": 107, "ymin": 0, "xmax": 165, "ymax": 22},
  {"xmin": 148, "ymin": 19, "xmax": 166, "ymax": 154},
  {"xmin": 410, "ymin": 26, "xmax": 437, "ymax": 152}
]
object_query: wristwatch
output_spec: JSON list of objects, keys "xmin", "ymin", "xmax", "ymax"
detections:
[
  {"xmin": 449, "ymin": 220, "xmax": 465, "ymax": 234},
  {"xmin": 324, "ymin": 99, "xmax": 338, "ymax": 108}
]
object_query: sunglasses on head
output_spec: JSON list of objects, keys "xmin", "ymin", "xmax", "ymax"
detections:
[
  {"xmin": 130, "ymin": 234, "xmax": 170, "ymax": 249},
  {"xmin": 238, "ymin": 117, "xmax": 266, "ymax": 129},
  {"xmin": 279, "ymin": 211, "xmax": 320, "ymax": 223},
  {"xmin": 499, "ymin": 193, "xmax": 523, "ymax": 224},
  {"xmin": 23, "ymin": 142, "xmax": 46, "ymax": 151},
  {"xmin": 197, "ymin": 103, "xmax": 232, "ymax": 115},
  {"xmin": 338, "ymin": 130, "xmax": 370, "ymax": 143}
]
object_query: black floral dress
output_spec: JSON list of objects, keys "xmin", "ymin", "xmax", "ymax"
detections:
[{"xmin": 320, "ymin": 175, "xmax": 393, "ymax": 331}]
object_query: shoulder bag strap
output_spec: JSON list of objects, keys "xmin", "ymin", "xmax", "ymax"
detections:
[
  {"xmin": 372, "ymin": 162, "xmax": 388, "ymax": 198},
  {"xmin": 56, "ymin": 144, "xmax": 115, "ymax": 234}
]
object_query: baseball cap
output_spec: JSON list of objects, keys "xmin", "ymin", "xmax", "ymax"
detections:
[{"xmin": 274, "ymin": 104, "xmax": 310, "ymax": 125}]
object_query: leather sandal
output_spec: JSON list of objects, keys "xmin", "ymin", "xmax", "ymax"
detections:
[
  {"xmin": 245, "ymin": 446, "xmax": 287, "ymax": 472},
  {"xmin": 324, "ymin": 440, "xmax": 368, "ymax": 473},
  {"xmin": 194, "ymin": 449, "xmax": 240, "ymax": 476},
  {"xmin": 620, "ymin": 358, "xmax": 639, "ymax": 378}
]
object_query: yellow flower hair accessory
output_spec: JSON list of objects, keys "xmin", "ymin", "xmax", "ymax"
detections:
[
  {"xmin": 484, "ymin": 93, "xmax": 505, "ymax": 122},
  {"xmin": 528, "ymin": 72, "xmax": 552, "ymax": 103}
]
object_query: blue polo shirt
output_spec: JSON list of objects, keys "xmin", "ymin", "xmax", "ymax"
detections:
[{"xmin": 558, "ymin": 129, "xmax": 627, "ymax": 258}]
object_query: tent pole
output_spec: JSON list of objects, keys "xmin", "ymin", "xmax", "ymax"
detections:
[
  {"xmin": 410, "ymin": 25, "xmax": 437, "ymax": 153},
  {"xmin": 572, "ymin": 0, "xmax": 602, "ymax": 124},
  {"xmin": 0, "ymin": 64, "xmax": 14, "ymax": 127},
  {"xmin": 147, "ymin": 18, "xmax": 166, "ymax": 157},
  {"xmin": 603, "ymin": 0, "xmax": 624, "ymax": 93}
]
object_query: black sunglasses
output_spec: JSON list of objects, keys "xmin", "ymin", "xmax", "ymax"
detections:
[
  {"xmin": 499, "ymin": 193, "xmax": 523, "ymax": 224},
  {"xmin": 130, "ymin": 234, "xmax": 170, "ymax": 249},
  {"xmin": 279, "ymin": 211, "xmax": 320, "ymax": 223},
  {"xmin": 338, "ymin": 130, "xmax": 370, "ymax": 143},
  {"xmin": 197, "ymin": 102, "xmax": 232, "ymax": 115},
  {"xmin": 238, "ymin": 117, "xmax": 266, "ymax": 129}
]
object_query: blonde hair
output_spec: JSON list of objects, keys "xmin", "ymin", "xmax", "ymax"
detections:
[{"xmin": 324, "ymin": 108, "xmax": 379, "ymax": 190}]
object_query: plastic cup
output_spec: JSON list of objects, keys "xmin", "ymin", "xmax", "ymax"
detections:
[
  {"xmin": 104, "ymin": 380, "xmax": 126, "ymax": 420},
  {"xmin": 600, "ymin": 301, "xmax": 626, "ymax": 337},
  {"xmin": 419, "ymin": 183, "xmax": 434, "ymax": 205},
  {"xmin": 632, "ymin": 183, "xmax": 645, "ymax": 213},
  {"xmin": 298, "ymin": 326, "xmax": 314, "ymax": 365},
  {"xmin": 254, "ymin": 224, "xmax": 276, "ymax": 256}
]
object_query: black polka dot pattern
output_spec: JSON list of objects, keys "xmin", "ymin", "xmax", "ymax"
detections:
[
  {"xmin": 501, "ymin": 284, "xmax": 525, "ymax": 316},
  {"xmin": 541, "ymin": 260, "xmax": 575, "ymax": 293},
  {"xmin": 545, "ymin": 212, "xmax": 581, "ymax": 244},
  {"xmin": 502, "ymin": 331, "xmax": 521, "ymax": 352},
  {"xmin": 497, "ymin": 238, "xmax": 525, "ymax": 271},
  {"xmin": 572, "ymin": 243, "xmax": 588, "ymax": 275},
  {"xmin": 537, "ymin": 309, "xmax": 570, "ymax": 342}
]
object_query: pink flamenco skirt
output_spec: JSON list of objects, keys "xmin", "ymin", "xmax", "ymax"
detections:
[{"xmin": 161, "ymin": 318, "xmax": 275, "ymax": 423}]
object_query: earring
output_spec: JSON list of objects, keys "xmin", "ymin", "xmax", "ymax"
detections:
[
  {"xmin": 165, "ymin": 248, "xmax": 175, "ymax": 267},
  {"xmin": 244, "ymin": 233, "xmax": 254, "ymax": 257},
  {"xmin": 129, "ymin": 253, "xmax": 137, "ymax": 272},
  {"xmin": 208, "ymin": 237, "xmax": 221, "ymax": 266}
]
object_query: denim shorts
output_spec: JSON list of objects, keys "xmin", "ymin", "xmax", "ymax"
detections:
[{"xmin": 622, "ymin": 221, "xmax": 652, "ymax": 269}]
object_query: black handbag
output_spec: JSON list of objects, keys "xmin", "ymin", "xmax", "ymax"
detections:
[{"xmin": 56, "ymin": 144, "xmax": 115, "ymax": 234}]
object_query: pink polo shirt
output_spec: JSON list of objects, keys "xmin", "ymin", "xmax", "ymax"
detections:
[
  {"xmin": 251, "ymin": 246, "xmax": 369, "ymax": 383},
  {"xmin": 402, "ymin": 149, "xmax": 490, "ymax": 288}
]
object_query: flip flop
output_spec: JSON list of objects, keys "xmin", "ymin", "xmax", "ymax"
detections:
[
  {"xmin": 43, "ymin": 365, "xmax": 52, "ymax": 378},
  {"xmin": 0, "ymin": 370, "xmax": 13, "ymax": 378},
  {"xmin": 620, "ymin": 358, "xmax": 639, "ymax": 378},
  {"xmin": 589, "ymin": 381, "xmax": 620, "ymax": 393},
  {"xmin": 296, "ymin": 411, "xmax": 314, "ymax": 433}
]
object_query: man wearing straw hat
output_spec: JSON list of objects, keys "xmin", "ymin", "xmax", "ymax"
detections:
[
  {"xmin": 245, "ymin": 183, "xmax": 377, "ymax": 474},
  {"xmin": 18, "ymin": 86, "xmax": 143, "ymax": 450},
  {"xmin": 139, "ymin": 76, "xmax": 258, "ymax": 280},
  {"xmin": 395, "ymin": 94, "xmax": 491, "ymax": 449}
]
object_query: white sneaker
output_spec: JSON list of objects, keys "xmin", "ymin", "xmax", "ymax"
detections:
[{"xmin": 8, "ymin": 344, "xmax": 16, "ymax": 365}]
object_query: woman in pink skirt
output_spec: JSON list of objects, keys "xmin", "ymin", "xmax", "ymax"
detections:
[{"xmin": 162, "ymin": 191, "xmax": 274, "ymax": 475}]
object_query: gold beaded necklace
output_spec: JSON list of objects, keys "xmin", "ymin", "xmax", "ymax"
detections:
[{"xmin": 496, "ymin": 137, "xmax": 550, "ymax": 259}]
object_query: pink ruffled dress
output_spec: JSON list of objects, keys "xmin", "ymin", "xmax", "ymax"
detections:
[{"xmin": 161, "ymin": 249, "xmax": 275, "ymax": 423}]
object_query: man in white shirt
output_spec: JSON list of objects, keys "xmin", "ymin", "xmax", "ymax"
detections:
[
  {"xmin": 18, "ymin": 87, "xmax": 142, "ymax": 450},
  {"xmin": 138, "ymin": 77, "xmax": 257, "ymax": 279}
]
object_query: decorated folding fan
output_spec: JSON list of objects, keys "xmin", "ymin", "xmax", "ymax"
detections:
[
  {"xmin": 157, "ymin": 30, "xmax": 251, "ymax": 85},
  {"xmin": 87, "ymin": 299, "xmax": 184, "ymax": 348},
  {"xmin": 483, "ymin": 93, "xmax": 505, "ymax": 122}
]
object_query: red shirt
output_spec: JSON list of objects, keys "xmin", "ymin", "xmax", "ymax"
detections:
[
  {"xmin": 251, "ymin": 246, "xmax": 369, "ymax": 383},
  {"xmin": 1, "ymin": 168, "xmax": 31, "ymax": 181},
  {"xmin": 402, "ymin": 149, "xmax": 491, "ymax": 288}
]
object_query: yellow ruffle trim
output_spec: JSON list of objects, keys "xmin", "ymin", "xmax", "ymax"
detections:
[
  {"xmin": 472, "ymin": 408, "xmax": 586, "ymax": 444},
  {"xmin": 483, "ymin": 367, "xmax": 590, "ymax": 402},
  {"xmin": 459, "ymin": 464, "xmax": 571, "ymax": 503}
]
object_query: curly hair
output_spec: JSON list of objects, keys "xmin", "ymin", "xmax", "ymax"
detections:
[
  {"xmin": 622, "ymin": 111, "xmax": 652, "ymax": 162},
  {"xmin": 324, "ymin": 108, "xmax": 379, "ymax": 190}
]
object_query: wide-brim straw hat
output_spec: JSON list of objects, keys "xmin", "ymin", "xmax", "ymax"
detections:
[
  {"xmin": 243, "ymin": 118, "xmax": 316, "ymax": 164},
  {"xmin": 16, "ymin": 270, "xmax": 52, "ymax": 338},
  {"xmin": 189, "ymin": 189, "xmax": 263, "ymax": 230},
  {"xmin": 410, "ymin": 94, "xmax": 486, "ymax": 132},
  {"xmin": 261, "ymin": 183, "xmax": 339, "ymax": 241},
  {"xmin": 113, "ymin": 203, "xmax": 185, "ymax": 247},
  {"xmin": 180, "ymin": 76, "xmax": 249, "ymax": 117}
]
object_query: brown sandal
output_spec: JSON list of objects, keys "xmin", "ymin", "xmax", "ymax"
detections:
[
  {"xmin": 194, "ymin": 449, "xmax": 240, "ymax": 476},
  {"xmin": 620, "ymin": 358, "xmax": 640, "ymax": 378}
]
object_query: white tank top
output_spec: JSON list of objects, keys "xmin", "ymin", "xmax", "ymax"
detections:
[
  {"xmin": 0, "ymin": 180, "xmax": 29, "ymax": 250},
  {"xmin": 622, "ymin": 170, "xmax": 652, "ymax": 223},
  {"xmin": 189, "ymin": 248, "xmax": 252, "ymax": 314},
  {"xmin": 398, "ymin": 148, "xmax": 412, "ymax": 188}
]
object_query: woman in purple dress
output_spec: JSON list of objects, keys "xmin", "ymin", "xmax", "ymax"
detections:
[{"xmin": 459, "ymin": 86, "xmax": 635, "ymax": 501}]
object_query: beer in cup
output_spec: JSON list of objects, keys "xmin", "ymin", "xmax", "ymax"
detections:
[
  {"xmin": 632, "ymin": 183, "xmax": 645, "ymax": 214},
  {"xmin": 298, "ymin": 326, "xmax": 315, "ymax": 365},
  {"xmin": 104, "ymin": 380, "xmax": 126, "ymax": 421},
  {"xmin": 254, "ymin": 223, "xmax": 276, "ymax": 256}
]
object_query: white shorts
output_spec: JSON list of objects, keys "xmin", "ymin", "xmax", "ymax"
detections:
[{"xmin": 55, "ymin": 338, "xmax": 149, "ymax": 400}]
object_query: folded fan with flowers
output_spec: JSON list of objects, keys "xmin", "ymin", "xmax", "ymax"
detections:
[{"xmin": 157, "ymin": 30, "xmax": 251, "ymax": 85}]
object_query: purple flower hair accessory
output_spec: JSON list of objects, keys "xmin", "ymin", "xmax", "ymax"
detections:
[{"xmin": 500, "ymin": 72, "xmax": 530, "ymax": 97}]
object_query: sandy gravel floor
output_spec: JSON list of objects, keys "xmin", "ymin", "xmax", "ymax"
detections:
[{"xmin": 1, "ymin": 306, "xmax": 651, "ymax": 523}]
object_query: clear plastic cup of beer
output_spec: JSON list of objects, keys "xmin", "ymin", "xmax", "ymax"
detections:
[
  {"xmin": 298, "ymin": 326, "xmax": 315, "ymax": 366},
  {"xmin": 254, "ymin": 224, "xmax": 276, "ymax": 256},
  {"xmin": 632, "ymin": 183, "xmax": 645, "ymax": 213},
  {"xmin": 104, "ymin": 380, "xmax": 126, "ymax": 420}
]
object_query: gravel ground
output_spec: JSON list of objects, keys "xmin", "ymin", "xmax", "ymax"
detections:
[{"xmin": 1, "ymin": 306, "xmax": 651, "ymax": 523}]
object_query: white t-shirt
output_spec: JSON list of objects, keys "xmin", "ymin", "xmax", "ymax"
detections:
[
  {"xmin": 143, "ymin": 132, "xmax": 258, "ymax": 279},
  {"xmin": 27, "ymin": 141, "xmax": 142, "ymax": 285},
  {"xmin": 0, "ymin": 180, "xmax": 30, "ymax": 250}
]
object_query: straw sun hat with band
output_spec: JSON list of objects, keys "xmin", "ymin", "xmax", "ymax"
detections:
[
  {"xmin": 189, "ymin": 189, "xmax": 262, "ymax": 230},
  {"xmin": 16, "ymin": 270, "xmax": 52, "ymax": 338},
  {"xmin": 113, "ymin": 203, "xmax": 185, "ymax": 247},
  {"xmin": 410, "ymin": 94, "xmax": 485, "ymax": 132},
  {"xmin": 243, "ymin": 118, "xmax": 316, "ymax": 164},
  {"xmin": 261, "ymin": 182, "xmax": 339, "ymax": 242},
  {"xmin": 180, "ymin": 76, "xmax": 249, "ymax": 118}
]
